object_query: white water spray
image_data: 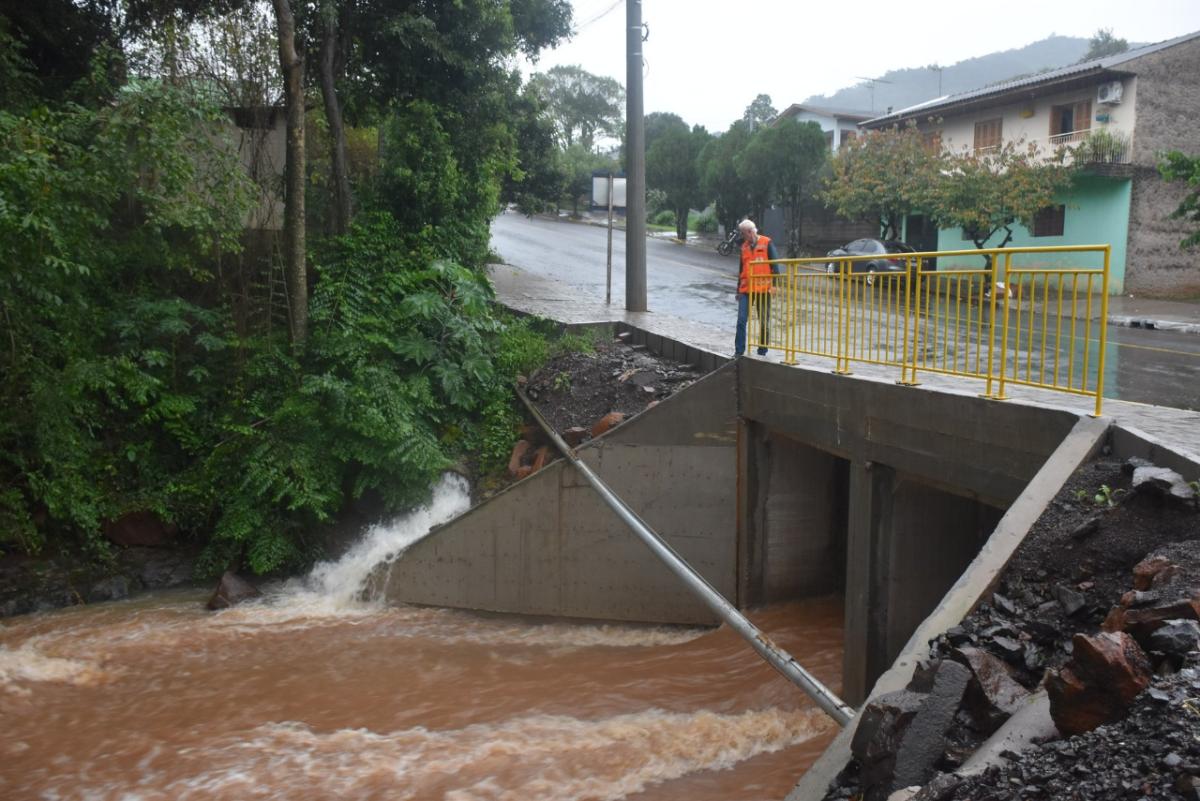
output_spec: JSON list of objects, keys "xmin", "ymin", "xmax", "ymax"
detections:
[{"xmin": 275, "ymin": 473, "xmax": 471, "ymax": 610}]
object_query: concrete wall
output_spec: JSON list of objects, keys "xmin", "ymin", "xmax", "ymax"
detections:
[
  {"xmin": 381, "ymin": 362, "xmax": 739, "ymax": 625},
  {"xmin": 1127, "ymin": 165, "xmax": 1200, "ymax": 297},
  {"xmin": 934, "ymin": 174, "xmax": 1131, "ymax": 291},
  {"xmin": 1123, "ymin": 40, "xmax": 1200, "ymax": 296},
  {"xmin": 740, "ymin": 430, "xmax": 849, "ymax": 607},
  {"xmin": 736, "ymin": 359, "xmax": 1078, "ymax": 703},
  {"xmin": 880, "ymin": 474, "xmax": 1004, "ymax": 672},
  {"xmin": 787, "ymin": 415, "xmax": 1112, "ymax": 801}
]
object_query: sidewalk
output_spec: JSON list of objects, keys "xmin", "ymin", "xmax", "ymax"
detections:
[
  {"xmin": 489, "ymin": 262, "xmax": 1200, "ymax": 460},
  {"xmin": 1104, "ymin": 294, "xmax": 1200, "ymax": 334}
]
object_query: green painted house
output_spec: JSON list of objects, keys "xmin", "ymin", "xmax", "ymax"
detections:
[{"xmin": 861, "ymin": 30, "xmax": 1200, "ymax": 297}]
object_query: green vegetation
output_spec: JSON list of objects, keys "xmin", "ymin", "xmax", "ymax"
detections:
[
  {"xmin": 1082, "ymin": 28, "xmax": 1129, "ymax": 61},
  {"xmin": 1159, "ymin": 151, "xmax": 1200, "ymax": 250},
  {"xmin": 1075, "ymin": 484, "xmax": 1125, "ymax": 508},
  {"xmin": 0, "ymin": 1, "xmax": 572, "ymax": 576}
]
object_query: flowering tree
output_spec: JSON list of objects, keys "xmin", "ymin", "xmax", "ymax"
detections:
[
  {"xmin": 823, "ymin": 123, "xmax": 946, "ymax": 239},
  {"xmin": 929, "ymin": 141, "xmax": 1075, "ymax": 262}
]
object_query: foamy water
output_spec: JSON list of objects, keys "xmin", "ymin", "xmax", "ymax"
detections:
[{"xmin": 0, "ymin": 473, "xmax": 844, "ymax": 801}]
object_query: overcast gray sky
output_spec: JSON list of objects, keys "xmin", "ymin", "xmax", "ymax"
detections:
[{"xmin": 523, "ymin": 0, "xmax": 1200, "ymax": 133}]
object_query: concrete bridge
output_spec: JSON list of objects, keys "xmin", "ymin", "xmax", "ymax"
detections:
[{"xmin": 377, "ymin": 268, "xmax": 1200, "ymax": 797}]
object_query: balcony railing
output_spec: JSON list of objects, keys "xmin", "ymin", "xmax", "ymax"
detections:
[
  {"xmin": 1049, "ymin": 129, "xmax": 1092, "ymax": 147},
  {"xmin": 1041, "ymin": 128, "xmax": 1133, "ymax": 165}
]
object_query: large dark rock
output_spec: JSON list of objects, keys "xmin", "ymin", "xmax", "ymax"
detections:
[
  {"xmin": 851, "ymin": 661, "xmax": 972, "ymax": 801},
  {"xmin": 892, "ymin": 660, "xmax": 971, "ymax": 792},
  {"xmin": 117, "ymin": 547, "xmax": 195, "ymax": 588},
  {"xmin": 952, "ymin": 646, "xmax": 1030, "ymax": 734},
  {"xmin": 206, "ymin": 571, "xmax": 261, "ymax": 610},
  {"xmin": 87, "ymin": 575, "xmax": 130, "ymax": 603},
  {"xmin": 852, "ymin": 690, "xmax": 926, "ymax": 801},
  {"xmin": 1148, "ymin": 619, "xmax": 1200, "ymax": 657},
  {"xmin": 1131, "ymin": 465, "xmax": 1196, "ymax": 502},
  {"xmin": 1046, "ymin": 631, "xmax": 1152, "ymax": 736},
  {"xmin": 102, "ymin": 510, "xmax": 177, "ymax": 548}
]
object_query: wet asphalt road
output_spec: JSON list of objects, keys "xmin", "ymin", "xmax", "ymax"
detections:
[{"xmin": 490, "ymin": 212, "xmax": 1200, "ymax": 411}]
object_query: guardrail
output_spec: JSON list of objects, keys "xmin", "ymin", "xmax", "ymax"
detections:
[{"xmin": 746, "ymin": 245, "xmax": 1112, "ymax": 415}]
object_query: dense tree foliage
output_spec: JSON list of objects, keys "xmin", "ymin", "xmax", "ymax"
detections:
[
  {"xmin": 739, "ymin": 118, "xmax": 828, "ymax": 256},
  {"xmin": 742, "ymin": 93, "xmax": 777, "ymax": 131},
  {"xmin": 645, "ymin": 115, "xmax": 711, "ymax": 241},
  {"xmin": 529, "ymin": 64, "xmax": 625, "ymax": 152},
  {"xmin": 1159, "ymin": 151, "xmax": 1200, "ymax": 250},
  {"xmin": 930, "ymin": 141, "xmax": 1074, "ymax": 257},
  {"xmin": 0, "ymin": 0, "xmax": 572, "ymax": 575},
  {"xmin": 824, "ymin": 123, "xmax": 948, "ymax": 239},
  {"xmin": 698, "ymin": 121, "xmax": 754, "ymax": 234},
  {"xmin": 1082, "ymin": 28, "xmax": 1129, "ymax": 61}
]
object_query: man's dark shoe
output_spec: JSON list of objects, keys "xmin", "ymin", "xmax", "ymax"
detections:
[{"xmin": 756, "ymin": 348, "xmax": 768, "ymax": 356}]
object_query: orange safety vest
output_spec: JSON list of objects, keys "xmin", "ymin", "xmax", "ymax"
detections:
[{"xmin": 738, "ymin": 234, "xmax": 774, "ymax": 294}]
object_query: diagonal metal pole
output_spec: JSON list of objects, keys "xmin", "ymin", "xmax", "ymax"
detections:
[{"xmin": 517, "ymin": 388, "xmax": 855, "ymax": 727}]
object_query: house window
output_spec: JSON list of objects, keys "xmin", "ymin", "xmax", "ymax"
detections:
[
  {"xmin": 842, "ymin": 129, "xmax": 857, "ymax": 144},
  {"xmin": 1050, "ymin": 100, "xmax": 1092, "ymax": 139},
  {"xmin": 1032, "ymin": 205, "xmax": 1066, "ymax": 237},
  {"xmin": 922, "ymin": 130, "xmax": 942, "ymax": 153},
  {"xmin": 974, "ymin": 118, "xmax": 1002, "ymax": 152}
]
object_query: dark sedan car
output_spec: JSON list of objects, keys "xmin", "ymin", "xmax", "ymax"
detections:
[{"xmin": 825, "ymin": 239, "xmax": 917, "ymax": 279}]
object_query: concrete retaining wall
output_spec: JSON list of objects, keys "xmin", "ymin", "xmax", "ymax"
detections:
[{"xmin": 380, "ymin": 361, "xmax": 739, "ymax": 625}]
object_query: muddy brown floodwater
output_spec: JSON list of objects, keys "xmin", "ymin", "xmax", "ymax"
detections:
[{"xmin": 0, "ymin": 476, "xmax": 842, "ymax": 801}]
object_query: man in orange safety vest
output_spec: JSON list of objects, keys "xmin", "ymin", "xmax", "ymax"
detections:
[{"xmin": 734, "ymin": 218, "xmax": 779, "ymax": 357}]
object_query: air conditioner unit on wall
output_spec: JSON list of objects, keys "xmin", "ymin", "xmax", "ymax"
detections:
[{"xmin": 1097, "ymin": 80, "xmax": 1123, "ymax": 105}]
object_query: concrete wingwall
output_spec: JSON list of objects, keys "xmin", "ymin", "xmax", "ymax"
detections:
[{"xmin": 380, "ymin": 361, "xmax": 739, "ymax": 626}]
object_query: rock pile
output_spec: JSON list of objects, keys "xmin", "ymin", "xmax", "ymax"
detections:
[
  {"xmin": 524, "ymin": 334, "xmax": 702, "ymax": 436},
  {"xmin": 824, "ymin": 455, "xmax": 1200, "ymax": 801}
]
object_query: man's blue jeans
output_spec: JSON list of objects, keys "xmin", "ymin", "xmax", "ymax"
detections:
[{"xmin": 735, "ymin": 293, "xmax": 769, "ymax": 356}]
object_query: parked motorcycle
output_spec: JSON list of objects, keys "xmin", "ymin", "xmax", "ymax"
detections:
[{"xmin": 716, "ymin": 229, "xmax": 742, "ymax": 256}]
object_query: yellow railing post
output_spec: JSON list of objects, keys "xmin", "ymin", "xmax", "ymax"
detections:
[
  {"xmin": 984, "ymin": 251, "xmax": 1000, "ymax": 398},
  {"xmin": 773, "ymin": 245, "xmax": 1108, "ymax": 412},
  {"xmin": 785, "ymin": 264, "xmax": 798, "ymax": 365},
  {"xmin": 996, "ymin": 251, "xmax": 1013, "ymax": 401},
  {"xmin": 835, "ymin": 260, "xmax": 851, "ymax": 374},
  {"xmin": 900, "ymin": 256, "xmax": 921, "ymax": 385},
  {"xmin": 1094, "ymin": 247, "xmax": 1111, "ymax": 416}
]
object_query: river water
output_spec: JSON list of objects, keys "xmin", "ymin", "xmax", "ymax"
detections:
[{"xmin": 0, "ymin": 476, "xmax": 843, "ymax": 801}]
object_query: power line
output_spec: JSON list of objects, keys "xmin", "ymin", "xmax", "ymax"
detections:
[{"xmin": 575, "ymin": 0, "xmax": 622, "ymax": 31}]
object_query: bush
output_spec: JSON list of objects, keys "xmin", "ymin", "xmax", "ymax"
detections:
[
  {"xmin": 692, "ymin": 207, "xmax": 719, "ymax": 233},
  {"xmin": 651, "ymin": 209, "xmax": 676, "ymax": 226},
  {"xmin": 646, "ymin": 187, "xmax": 668, "ymax": 217}
]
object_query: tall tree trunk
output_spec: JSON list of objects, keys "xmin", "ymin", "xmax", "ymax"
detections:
[
  {"xmin": 272, "ymin": 0, "xmax": 307, "ymax": 346},
  {"xmin": 675, "ymin": 206, "xmax": 688, "ymax": 242},
  {"xmin": 319, "ymin": 2, "xmax": 352, "ymax": 235}
]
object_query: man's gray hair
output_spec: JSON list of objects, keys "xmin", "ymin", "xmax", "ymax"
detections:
[{"xmin": 738, "ymin": 219, "xmax": 757, "ymax": 233}]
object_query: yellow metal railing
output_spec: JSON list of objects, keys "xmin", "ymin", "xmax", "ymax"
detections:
[{"xmin": 746, "ymin": 245, "xmax": 1111, "ymax": 415}]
